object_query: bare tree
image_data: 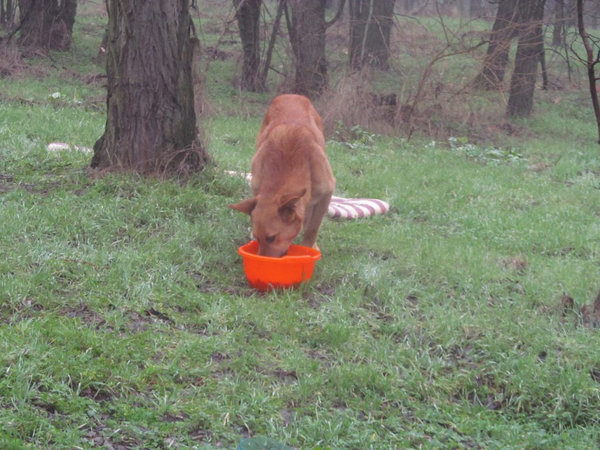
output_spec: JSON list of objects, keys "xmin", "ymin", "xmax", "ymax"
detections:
[
  {"xmin": 552, "ymin": 0, "xmax": 565, "ymax": 47},
  {"xmin": 285, "ymin": 0, "xmax": 344, "ymax": 98},
  {"xmin": 232, "ymin": 0, "xmax": 285, "ymax": 92},
  {"xmin": 0, "ymin": 0, "xmax": 17, "ymax": 29},
  {"xmin": 348, "ymin": 0, "xmax": 396, "ymax": 70},
  {"xmin": 92, "ymin": 0, "xmax": 208, "ymax": 175},
  {"xmin": 469, "ymin": 0, "xmax": 485, "ymax": 18},
  {"xmin": 258, "ymin": 0, "xmax": 285, "ymax": 88},
  {"xmin": 473, "ymin": 0, "xmax": 521, "ymax": 89},
  {"xmin": 506, "ymin": 0, "xmax": 545, "ymax": 117},
  {"xmin": 17, "ymin": 0, "xmax": 77, "ymax": 51},
  {"xmin": 285, "ymin": 0, "xmax": 327, "ymax": 97},
  {"xmin": 575, "ymin": 0, "xmax": 600, "ymax": 143},
  {"xmin": 233, "ymin": 0, "xmax": 263, "ymax": 91}
]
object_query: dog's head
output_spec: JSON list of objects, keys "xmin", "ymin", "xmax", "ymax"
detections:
[{"xmin": 230, "ymin": 189, "xmax": 306, "ymax": 257}]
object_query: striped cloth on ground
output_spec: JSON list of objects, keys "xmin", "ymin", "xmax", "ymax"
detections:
[{"xmin": 327, "ymin": 196, "xmax": 389, "ymax": 219}]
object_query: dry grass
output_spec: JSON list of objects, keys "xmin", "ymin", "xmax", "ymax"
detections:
[
  {"xmin": 319, "ymin": 71, "xmax": 400, "ymax": 138},
  {"xmin": 319, "ymin": 69, "xmax": 511, "ymax": 143},
  {"xmin": 0, "ymin": 42, "xmax": 29, "ymax": 77}
]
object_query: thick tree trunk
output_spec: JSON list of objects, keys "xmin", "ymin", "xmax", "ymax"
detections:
[
  {"xmin": 233, "ymin": 0, "xmax": 263, "ymax": 91},
  {"xmin": 286, "ymin": 0, "xmax": 328, "ymax": 98},
  {"xmin": 92, "ymin": 0, "xmax": 208, "ymax": 175},
  {"xmin": 348, "ymin": 0, "xmax": 396, "ymax": 70},
  {"xmin": 507, "ymin": 0, "xmax": 546, "ymax": 117},
  {"xmin": 18, "ymin": 0, "xmax": 77, "ymax": 51},
  {"xmin": 473, "ymin": 0, "xmax": 520, "ymax": 89}
]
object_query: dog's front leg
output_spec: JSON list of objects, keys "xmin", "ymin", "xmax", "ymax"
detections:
[{"xmin": 301, "ymin": 191, "xmax": 333, "ymax": 249}]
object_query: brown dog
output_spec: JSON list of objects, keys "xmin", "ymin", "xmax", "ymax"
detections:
[{"xmin": 230, "ymin": 94, "xmax": 335, "ymax": 257}]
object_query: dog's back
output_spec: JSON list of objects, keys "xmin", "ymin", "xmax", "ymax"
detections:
[
  {"xmin": 252, "ymin": 95, "xmax": 328, "ymax": 197},
  {"xmin": 256, "ymin": 94, "xmax": 324, "ymax": 148},
  {"xmin": 231, "ymin": 94, "xmax": 335, "ymax": 257}
]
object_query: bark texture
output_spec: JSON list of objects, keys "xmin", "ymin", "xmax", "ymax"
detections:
[
  {"xmin": 473, "ymin": 0, "xmax": 520, "ymax": 89},
  {"xmin": 18, "ymin": 0, "xmax": 77, "ymax": 50},
  {"xmin": 92, "ymin": 0, "xmax": 208, "ymax": 174},
  {"xmin": 286, "ymin": 0, "xmax": 328, "ymax": 98},
  {"xmin": 506, "ymin": 0, "xmax": 546, "ymax": 117},
  {"xmin": 233, "ymin": 0, "xmax": 263, "ymax": 91},
  {"xmin": 551, "ymin": 0, "xmax": 564, "ymax": 47},
  {"xmin": 349, "ymin": 0, "xmax": 396, "ymax": 70}
]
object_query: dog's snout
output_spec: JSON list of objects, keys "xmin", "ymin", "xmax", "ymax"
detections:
[{"xmin": 258, "ymin": 245, "xmax": 288, "ymax": 258}]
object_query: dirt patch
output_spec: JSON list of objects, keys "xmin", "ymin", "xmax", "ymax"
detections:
[
  {"xmin": 189, "ymin": 427, "xmax": 214, "ymax": 443},
  {"xmin": 32, "ymin": 398, "xmax": 59, "ymax": 415},
  {"xmin": 0, "ymin": 174, "xmax": 33, "ymax": 195},
  {"xmin": 0, "ymin": 44, "xmax": 30, "ymax": 78},
  {"xmin": 79, "ymin": 385, "xmax": 114, "ymax": 403},
  {"xmin": 161, "ymin": 412, "xmax": 190, "ymax": 423},
  {"xmin": 63, "ymin": 301, "xmax": 107, "ymax": 330},
  {"xmin": 272, "ymin": 368, "xmax": 298, "ymax": 384},
  {"xmin": 454, "ymin": 371, "xmax": 508, "ymax": 412},
  {"xmin": 2, "ymin": 297, "xmax": 44, "ymax": 324},
  {"xmin": 205, "ymin": 46, "xmax": 232, "ymax": 61},
  {"xmin": 319, "ymin": 73, "xmax": 401, "ymax": 137},
  {"xmin": 83, "ymin": 414, "xmax": 142, "ymax": 449},
  {"xmin": 145, "ymin": 307, "xmax": 174, "ymax": 325},
  {"xmin": 121, "ymin": 310, "xmax": 151, "ymax": 334},
  {"xmin": 192, "ymin": 270, "xmax": 254, "ymax": 297},
  {"xmin": 256, "ymin": 367, "xmax": 298, "ymax": 385},
  {"xmin": 0, "ymin": 172, "xmax": 71, "ymax": 197}
]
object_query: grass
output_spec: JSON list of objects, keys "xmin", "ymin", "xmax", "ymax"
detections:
[{"xmin": 2, "ymin": 3, "xmax": 600, "ymax": 449}]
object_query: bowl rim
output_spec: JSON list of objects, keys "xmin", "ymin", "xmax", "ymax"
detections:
[{"xmin": 238, "ymin": 240, "xmax": 321, "ymax": 263}]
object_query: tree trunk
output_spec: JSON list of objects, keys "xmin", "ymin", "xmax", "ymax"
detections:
[
  {"xmin": 92, "ymin": 0, "xmax": 208, "ymax": 175},
  {"xmin": 473, "ymin": 0, "xmax": 520, "ymax": 89},
  {"xmin": 469, "ymin": 0, "xmax": 484, "ymax": 18},
  {"xmin": 258, "ymin": 0, "xmax": 285, "ymax": 88},
  {"xmin": 233, "ymin": 0, "xmax": 263, "ymax": 91},
  {"xmin": 506, "ymin": 0, "xmax": 546, "ymax": 117},
  {"xmin": 564, "ymin": 0, "xmax": 576, "ymax": 27},
  {"xmin": 592, "ymin": 0, "xmax": 599, "ymax": 28},
  {"xmin": 576, "ymin": 0, "xmax": 600, "ymax": 143},
  {"xmin": 401, "ymin": 0, "xmax": 415, "ymax": 13},
  {"xmin": 539, "ymin": 34, "xmax": 548, "ymax": 90},
  {"xmin": 348, "ymin": 0, "xmax": 396, "ymax": 70},
  {"xmin": 18, "ymin": 0, "xmax": 77, "ymax": 51},
  {"xmin": 551, "ymin": 0, "xmax": 564, "ymax": 47},
  {"xmin": 285, "ymin": 0, "xmax": 328, "ymax": 98}
]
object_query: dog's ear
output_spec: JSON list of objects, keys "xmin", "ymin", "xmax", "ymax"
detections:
[
  {"xmin": 278, "ymin": 189, "xmax": 306, "ymax": 222},
  {"xmin": 229, "ymin": 197, "xmax": 257, "ymax": 215}
]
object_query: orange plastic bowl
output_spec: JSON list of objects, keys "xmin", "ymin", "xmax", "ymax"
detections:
[{"xmin": 238, "ymin": 240, "xmax": 321, "ymax": 291}]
